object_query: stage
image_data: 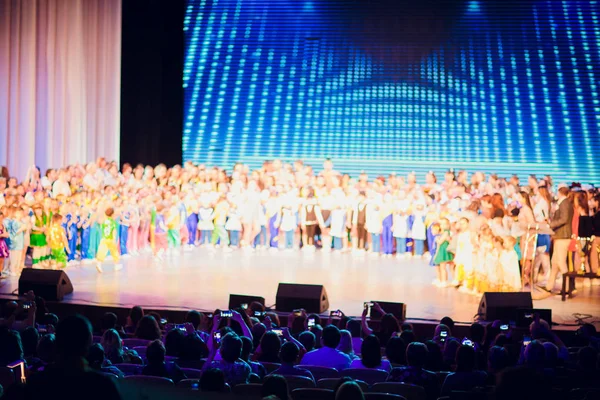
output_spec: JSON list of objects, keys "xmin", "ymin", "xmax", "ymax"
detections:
[{"xmin": 1, "ymin": 248, "xmax": 599, "ymax": 326}]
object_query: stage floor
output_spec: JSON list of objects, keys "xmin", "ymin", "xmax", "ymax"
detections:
[{"xmin": 1, "ymin": 248, "xmax": 598, "ymax": 325}]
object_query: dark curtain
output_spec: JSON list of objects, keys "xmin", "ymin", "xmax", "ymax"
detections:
[{"xmin": 120, "ymin": 0, "xmax": 184, "ymax": 168}]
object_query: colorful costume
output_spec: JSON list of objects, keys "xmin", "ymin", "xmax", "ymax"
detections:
[
  {"xmin": 47, "ymin": 223, "xmax": 68, "ymax": 267},
  {"xmin": 96, "ymin": 217, "xmax": 120, "ymax": 263}
]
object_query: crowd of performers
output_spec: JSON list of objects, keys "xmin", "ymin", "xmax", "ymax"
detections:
[{"xmin": 0, "ymin": 159, "xmax": 599, "ymax": 294}]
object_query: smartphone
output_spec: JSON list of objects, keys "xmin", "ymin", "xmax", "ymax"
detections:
[
  {"xmin": 462, "ymin": 338, "xmax": 474, "ymax": 347},
  {"xmin": 308, "ymin": 318, "xmax": 316, "ymax": 328},
  {"xmin": 207, "ymin": 313, "xmax": 213, "ymax": 318},
  {"xmin": 7, "ymin": 361, "xmax": 26, "ymax": 384},
  {"xmin": 272, "ymin": 329, "xmax": 283, "ymax": 336},
  {"xmin": 160, "ymin": 318, "xmax": 167, "ymax": 325},
  {"xmin": 293, "ymin": 309, "xmax": 302, "ymax": 316},
  {"xmin": 330, "ymin": 310, "xmax": 342, "ymax": 317},
  {"xmin": 254, "ymin": 311, "xmax": 266, "ymax": 318},
  {"xmin": 213, "ymin": 331, "xmax": 222, "ymax": 344},
  {"xmin": 524, "ymin": 313, "xmax": 533, "ymax": 319},
  {"xmin": 523, "ymin": 335, "xmax": 531, "ymax": 346},
  {"xmin": 22, "ymin": 301, "xmax": 32, "ymax": 310},
  {"xmin": 500, "ymin": 324, "xmax": 509, "ymax": 331},
  {"xmin": 37, "ymin": 324, "xmax": 48, "ymax": 334},
  {"xmin": 175, "ymin": 324, "xmax": 186, "ymax": 332},
  {"xmin": 241, "ymin": 303, "xmax": 248, "ymax": 310},
  {"xmin": 220, "ymin": 310, "xmax": 233, "ymax": 318},
  {"xmin": 364, "ymin": 302, "xmax": 373, "ymax": 311},
  {"xmin": 440, "ymin": 330, "xmax": 448, "ymax": 342}
]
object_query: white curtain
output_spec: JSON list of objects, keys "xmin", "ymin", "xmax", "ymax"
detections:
[{"xmin": 0, "ymin": 0, "xmax": 122, "ymax": 180}]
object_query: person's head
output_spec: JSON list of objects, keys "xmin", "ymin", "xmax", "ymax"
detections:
[
  {"xmin": 37, "ymin": 333, "xmax": 56, "ymax": 363},
  {"xmin": 400, "ymin": 322, "xmax": 413, "ymax": 332},
  {"xmin": 337, "ymin": 329, "xmax": 354, "ymax": 356},
  {"xmin": 424, "ymin": 340, "xmax": 443, "ymax": 370},
  {"xmin": 470, "ymin": 323, "xmax": 485, "ymax": 344},
  {"xmin": 146, "ymin": 339, "xmax": 166, "ymax": 364},
  {"xmin": 251, "ymin": 322, "xmax": 267, "ymax": 348},
  {"xmin": 240, "ymin": 336, "xmax": 253, "ymax": 362},
  {"xmin": 299, "ymin": 331, "xmax": 316, "ymax": 352},
  {"xmin": 279, "ymin": 341, "xmax": 300, "ymax": 366},
  {"xmin": 86, "ymin": 343, "xmax": 105, "ymax": 369},
  {"xmin": 379, "ymin": 314, "xmax": 400, "ymax": 339},
  {"xmin": 101, "ymin": 328, "xmax": 123, "ymax": 358},
  {"xmin": 164, "ymin": 328, "xmax": 185, "ymax": 357},
  {"xmin": 20, "ymin": 326, "xmax": 40, "ymax": 358},
  {"xmin": 262, "ymin": 374, "xmax": 290, "ymax": 400},
  {"xmin": 260, "ymin": 331, "xmax": 282, "ymax": 360},
  {"xmin": 455, "ymin": 345, "xmax": 476, "ymax": 372},
  {"xmin": 435, "ymin": 323, "xmax": 451, "ymax": 339},
  {"xmin": 557, "ymin": 186, "xmax": 570, "ymax": 200},
  {"xmin": 360, "ymin": 335, "xmax": 382, "ymax": 368},
  {"xmin": 128, "ymin": 306, "xmax": 144, "ymax": 328},
  {"xmin": 56, "ymin": 315, "xmax": 93, "ymax": 363},
  {"xmin": 200, "ymin": 368, "xmax": 227, "ymax": 392},
  {"xmin": 135, "ymin": 315, "xmax": 161, "ymax": 341},
  {"xmin": 496, "ymin": 366, "xmax": 551, "ymax": 400},
  {"xmin": 406, "ymin": 342, "xmax": 428, "ymax": 368},
  {"xmin": 529, "ymin": 319, "xmax": 550, "ymax": 340},
  {"xmin": 322, "ymin": 325, "xmax": 342, "ymax": 349},
  {"xmin": 346, "ymin": 319, "xmax": 361, "ymax": 338},
  {"xmin": 578, "ymin": 346, "xmax": 599, "ymax": 370},
  {"xmin": 220, "ymin": 332, "xmax": 243, "ymax": 363},
  {"xmin": 185, "ymin": 310, "xmax": 202, "ymax": 330},
  {"xmin": 0, "ymin": 327, "xmax": 24, "ymax": 364},
  {"xmin": 400, "ymin": 330, "xmax": 416, "ymax": 345},
  {"xmin": 488, "ymin": 346, "xmax": 510, "ymax": 374},
  {"xmin": 542, "ymin": 342, "xmax": 558, "ymax": 368},
  {"xmin": 386, "ymin": 336, "xmax": 407, "ymax": 365},
  {"xmin": 524, "ymin": 340, "xmax": 545, "ymax": 369},
  {"xmin": 101, "ymin": 312, "xmax": 118, "ymax": 333},
  {"xmin": 335, "ymin": 381, "xmax": 365, "ymax": 400},
  {"xmin": 105, "ymin": 207, "xmax": 115, "ymax": 217},
  {"xmin": 180, "ymin": 333, "xmax": 208, "ymax": 361},
  {"xmin": 442, "ymin": 338, "xmax": 461, "ymax": 365}
]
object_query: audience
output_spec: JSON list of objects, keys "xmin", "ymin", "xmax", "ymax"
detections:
[
  {"xmin": 350, "ymin": 334, "xmax": 391, "ymax": 371},
  {"xmin": 141, "ymin": 339, "xmax": 186, "ymax": 383},
  {"xmin": 388, "ymin": 342, "xmax": 440, "ymax": 400},
  {"xmin": 271, "ymin": 342, "xmax": 314, "ymax": 381},
  {"xmin": 301, "ymin": 325, "xmax": 352, "ymax": 370}
]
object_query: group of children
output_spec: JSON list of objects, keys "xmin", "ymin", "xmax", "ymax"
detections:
[{"xmin": 0, "ymin": 160, "xmax": 543, "ymax": 292}]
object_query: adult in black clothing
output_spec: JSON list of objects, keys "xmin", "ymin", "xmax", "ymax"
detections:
[
  {"xmin": 20, "ymin": 315, "xmax": 122, "ymax": 400},
  {"xmin": 590, "ymin": 194, "xmax": 600, "ymax": 277},
  {"xmin": 142, "ymin": 340, "xmax": 187, "ymax": 383}
]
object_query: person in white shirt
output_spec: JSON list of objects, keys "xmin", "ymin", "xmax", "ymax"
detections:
[
  {"xmin": 350, "ymin": 334, "xmax": 392, "ymax": 372},
  {"xmin": 300, "ymin": 325, "xmax": 352, "ymax": 371},
  {"xmin": 51, "ymin": 171, "xmax": 71, "ymax": 198}
]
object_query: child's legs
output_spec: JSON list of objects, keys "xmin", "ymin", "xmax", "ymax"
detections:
[
  {"xmin": 333, "ymin": 236, "xmax": 342, "ymax": 250},
  {"xmin": 414, "ymin": 239, "xmax": 424, "ymax": 256},
  {"xmin": 285, "ymin": 230, "xmax": 294, "ymax": 248},
  {"xmin": 218, "ymin": 226, "xmax": 229, "ymax": 246},
  {"xmin": 187, "ymin": 214, "xmax": 198, "ymax": 244},
  {"xmin": 371, "ymin": 234, "xmax": 380, "ymax": 253},
  {"xmin": 128, "ymin": 226, "xmax": 138, "ymax": 252},
  {"xmin": 396, "ymin": 238, "xmax": 406, "ymax": 254},
  {"xmin": 120, "ymin": 226, "xmax": 129, "ymax": 255},
  {"xmin": 230, "ymin": 230, "xmax": 239, "ymax": 246},
  {"xmin": 96, "ymin": 239, "xmax": 110, "ymax": 262},
  {"xmin": 32, "ymin": 247, "xmax": 45, "ymax": 266},
  {"xmin": 106, "ymin": 240, "xmax": 120, "ymax": 263},
  {"xmin": 440, "ymin": 262, "xmax": 448, "ymax": 281}
]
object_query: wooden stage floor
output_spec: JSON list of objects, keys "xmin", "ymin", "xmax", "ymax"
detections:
[{"xmin": 1, "ymin": 248, "xmax": 598, "ymax": 326}]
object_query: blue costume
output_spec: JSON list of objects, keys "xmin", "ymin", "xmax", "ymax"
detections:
[{"xmin": 381, "ymin": 213, "xmax": 394, "ymax": 255}]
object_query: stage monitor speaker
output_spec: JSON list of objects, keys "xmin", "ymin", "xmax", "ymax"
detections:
[
  {"xmin": 229, "ymin": 294, "xmax": 266, "ymax": 310},
  {"xmin": 276, "ymin": 283, "xmax": 329, "ymax": 314},
  {"xmin": 19, "ymin": 269, "xmax": 73, "ymax": 301},
  {"xmin": 369, "ymin": 301, "xmax": 407, "ymax": 321},
  {"xmin": 477, "ymin": 292, "xmax": 533, "ymax": 322},
  {"xmin": 516, "ymin": 308, "xmax": 552, "ymax": 328}
]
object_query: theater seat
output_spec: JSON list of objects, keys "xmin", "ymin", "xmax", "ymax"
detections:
[
  {"xmin": 364, "ymin": 393, "xmax": 406, "ymax": 400},
  {"xmin": 343, "ymin": 369, "xmax": 389, "ymax": 385},
  {"xmin": 292, "ymin": 388, "xmax": 334, "ymax": 400},
  {"xmin": 318, "ymin": 378, "xmax": 369, "ymax": 392},
  {"xmin": 123, "ymin": 375, "xmax": 174, "ymax": 386},
  {"xmin": 297, "ymin": 365, "xmax": 340, "ymax": 381},
  {"xmin": 371, "ymin": 382, "xmax": 426, "ymax": 400}
]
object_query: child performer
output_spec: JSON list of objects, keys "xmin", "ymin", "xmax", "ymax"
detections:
[
  {"xmin": 366, "ymin": 200, "xmax": 382, "ymax": 257},
  {"xmin": 211, "ymin": 194, "xmax": 231, "ymax": 250},
  {"xmin": 154, "ymin": 204, "xmax": 168, "ymax": 259},
  {"xmin": 408, "ymin": 203, "xmax": 427, "ymax": 258},
  {"xmin": 380, "ymin": 193, "xmax": 394, "ymax": 257},
  {"xmin": 454, "ymin": 217, "xmax": 475, "ymax": 292},
  {"xmin": 119, "ymin": 203, "xmax": 131, "ymax": 258},
  {"xmin": 392, "ymin": 205, "xmax": 409, "ymax": 259},
  {"xmin": 278, "ymin": 204, "xmax": 297, "ymax": 250},
  {"xmin": 95, "ymin": 207, "xmax": 122, "ymax": 273},
  {"xmin": 65, "ymin": 203, "xmax": 79, "ymax": 265},
  {"xmin": 300, "ymin": 188, "xmax": 323, "ymax": 251},
  {"xmin": 225, "ymin": 202, "xmax": 242, "ymax": 248},
  {"xmin": 500, "ymin": 236, "xmax": 522, "ymax": 291},
  {"xmin": 7, "ymin": 207, "xmax": 26, "ymax": 276},
  {"xmin": 266, "ymin": 191, "xmax": 280, "ymax": 250},
  {"xmin": 30, "ymin": 204, "xmax": 49, "ymax": 267},
  {"xmin": 47, "ymin": 213, "xmax": 70, "ymax": 269},
  {"xmin": 127, "ymin": 203, "xmax": 140, "ymax": 255},
  {"xmin": 78, "ymin": 205, "xmax": 93, "ymax": 263},
  {"xmin": 166, "ymin": 201, "xmax": 181, "ymax": 253},
  {"xmin": 352, "ymin": 191, "xmax": 368, "ymax": 253},
  {"xmin": 329, "ymin": 204, "xmax": 347, "ymax": 252},
  {"xmin": 185, "ymin": 195, "xmax": 199, "ymax": 248},
  {"xmin": 198, "ymin": 201, "xmax": 214, "ymax": 247},
  {"xmin": 0, "ymin": 213, "xmax": 9, "ymax": 275},
  {"xmin": 428, "ymin": 223, "xmax": 440, "ymax": 269},
  {"xmin": 432, "ymin": 218, "xmax": 453, "ymax": 287}
]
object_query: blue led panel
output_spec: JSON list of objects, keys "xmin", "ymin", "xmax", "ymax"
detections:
[{"xmin": 184, "ymin": 0, "xmax": 600, "ymax": 183}]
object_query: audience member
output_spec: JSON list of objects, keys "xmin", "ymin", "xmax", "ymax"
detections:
[
  {"xmin": 257, "ymin": 331, "xmax": 282, "ymax": 363},
  {"xmin": 23, "ymin": 315, "xmax": 122, "ymax": 400},
  {"xmin": 385, "ymin": 336, "xmax": 407, "ymax": 366},
  {"xmin": 271, "ymin": 342, "xmax": 314, "ymax": 381},
  {"xmin": 206, "ymin": 332, "xmax": 252, "ymax": 386},
  {"xmin": 176, "ymin": 333, "xmax": 209, "ymax": 368},
  {"xmin": 135, "ymin": 315, "xmax": 161, "ymax": 341},
  {"xmin": 387, "ymin": 342, "xmax": 440, "ymax": 400},
  {"xmin": 200, "ymin": 368, "xmax": 228, "ymax": 392},
  {"xmin": 101, "ymin": 328, "xmax": 141, "ymax": 364},
  {"xmin": 441, "ymin": 345, "xmax": 487, "ymax": 395},
  {"xmin": 346, "ymin": 319, "xmax": 363, "ymax": 355},
  {"xmin": 301, "ymin": 325, "xmax": 352, "ymax": 370},
  {"xmin": 0, "ymin": 327, "xmax": 23, "ymax": 365},
  {"xmin": 487, "ymin": 345, "xmax": 510, "ymax": 385},
  {"xmin": 350, "ymin": 334, "xmax": 391, "ymax": 371},
  {"xmin": 240, "ymin": 336, "xmax": 267, "ymax": 378},
  {"xmin": 141, "ymin": 339, "xmax": 186, "ymax": 383},
  {"xmin": 337, "ymin": 329, "xmax": 356, "ymax": 358},
  {"xmin": 164, "ymin": 328, "xmax": 186, "ymax": 357},
  {"xmin": 126, "ymin": 306, "xmax": 144, "ymax": 334},
  {"xmin": 20, "ymin": 326, "xmax": 39, "ymax": 363},
  {"xmin": 424, "ymin": 340, "xmax": 445, "ymax": 372},
  {"xmin": 335, "ymin": 381, "xmax": 365, "ymax": 400},
  {"xmin": 261, "ymin": 374, "xmax": 290, "ymax": 400},
  {"xmin": 298, "ymin": 331, "xmax": 316, "ymax": 352},
  {"xmin": 86, "ymin": 343, "xmax": 124, "ymax": 378}
]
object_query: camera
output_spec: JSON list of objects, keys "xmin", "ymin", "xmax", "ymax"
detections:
[{"xmin": 308, "ymin": 318, "xmax": 316, "ymax": 328}]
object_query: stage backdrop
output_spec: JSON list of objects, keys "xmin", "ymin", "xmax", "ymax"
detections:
[
  {"xmin": 183, "ymin": 0, "xmax": 600, "ymax": 184},
  {"xmin": 0, "ymin": 0, "xmax": 122, "ymax": 180}
]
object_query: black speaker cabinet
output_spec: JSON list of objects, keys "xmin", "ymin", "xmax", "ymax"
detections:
[
  {"xmin": 229, "ymin": 294, "xmax": 266, "ymax": 310},
  {"xmin": 478, "ymin": 292, "xmax": 533, "ymax": 322},
  {"xmin": 19, "ymin": 269, "xmax": 74, "ymax": 301},
  {"xmin": 276, "ymin": 283, "xmax": 329, "ymax": 313}
]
